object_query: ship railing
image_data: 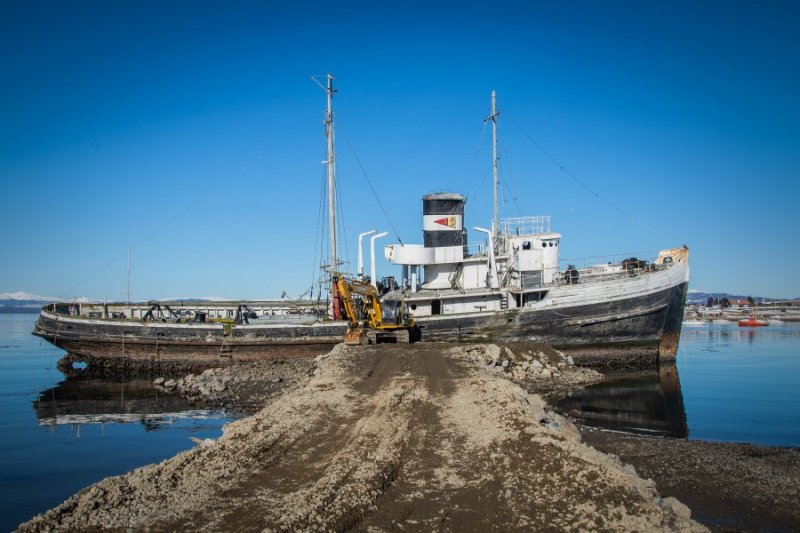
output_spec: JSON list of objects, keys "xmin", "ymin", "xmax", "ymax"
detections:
[
  {"xmin": 549, "ymin": 252, "xmax": 670, "ymax": 287},
  {"xmin": 463, "ymin": 243, "xmax": 487, "ymax": 257},
  {"xmin": 558, "ymin": 251, "xmax": 662, "ymax": 272},
  {"xmin": 499, "ymin": 216, "xmax": 551, "ymax": 236}
]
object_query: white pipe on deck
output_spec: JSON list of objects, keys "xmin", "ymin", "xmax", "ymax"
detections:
[
  {"xmin": 370, "ymin": 232, "xmax": 388, "ymax": 289},
  {"xmin": 474, "ymin": 226, "xmax": 499, "ymax": 289},
  {"xmin": 358, "ymin": 230, "xmax": 376, "ymax": 278}
]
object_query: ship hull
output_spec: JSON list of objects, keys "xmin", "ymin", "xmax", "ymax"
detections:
[
  {"xmin": 413, "ymin": 282, "xmax": 687, "ymax": 362},
  {"xmin": 407, "ymin": 250, "xmax": 689, "ymax": 364},
  {"xmin": 33, "ymin": 279, "xmax": 687, "ymax": 369},
  {"xmin": 33, "ymin": 310, "xmax": 345, "ymax": 371}
]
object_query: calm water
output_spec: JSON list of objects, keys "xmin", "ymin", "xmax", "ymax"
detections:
[
  {"xmin": 679, "ymin": 322, "xmax": 800, "ymax": 446},
  {"xmin": 0, "ymin": 314, "xmax": 235, "ymax": 532},
  {"xmin": 556, "ymin": 322, "xmax": 800, "ymax": 448},
  {"xmin": 2, "ymin": 316, "xmax": 799, "ymax": 531}
]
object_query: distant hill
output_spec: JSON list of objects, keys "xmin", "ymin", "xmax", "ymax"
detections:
[
  {"xmin": 0, "ymin": 292, "xmax": 217, "ymax": 314},
  {"xmin": 687, "ymin": 290, "xmax": 795, "ymax": 305},
  {"xmin": 0, "ymin": 292, "xmax": 95, "ymax": 314}
]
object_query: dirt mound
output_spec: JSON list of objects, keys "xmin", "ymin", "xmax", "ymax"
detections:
[{"xmin": 20, "ymin": 343, "xmax": 704, "ymax": 532}]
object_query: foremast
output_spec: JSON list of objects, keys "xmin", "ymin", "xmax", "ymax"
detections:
[
  {"xmin": 315, "ymin": 73, "xmax": 341, "ymax": 319},
  {"xmin": 485, "ymin": 90, "xmax": 500, "ymax": 236},
  {"xmin": 324, "ymin": 73, "xmax": 337, "ymax": 277}
]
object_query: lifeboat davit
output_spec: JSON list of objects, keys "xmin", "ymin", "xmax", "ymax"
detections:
[{"xmin": 738, "ymin": 316, "xmax": 768, "ymax": 327}]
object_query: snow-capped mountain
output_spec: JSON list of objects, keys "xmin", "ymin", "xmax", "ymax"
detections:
[
  {"xmin": 0, "ymin": 292, "xmax": 90, "ymax": 313},
  {"xmin": 0, "ymin": 291, "xmax": 59, "ymax": 302}
]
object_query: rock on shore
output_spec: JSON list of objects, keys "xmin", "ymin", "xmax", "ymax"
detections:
[
  {"xmin": 154, "ymin": 358, "xmax": 315, "ymax": 411},
  {"xmin": 462, "ymin": 342, "xmax": 604, "ymax": 391},
  {"xmin": 20, "ymin": 343, "xmax": 704, "ymax": 532}
]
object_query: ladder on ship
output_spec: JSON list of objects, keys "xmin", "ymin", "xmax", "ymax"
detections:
[
  {"xmin": 449, "ymin": 263, "xmax": 465, "ymax": 293},
  {"xmin": 219, "ymin": 337, "xmax": 233, "ymax": 359},
  {"xmin": 500, "ymin": 294, "xmax": 509, "ymax": 310}
]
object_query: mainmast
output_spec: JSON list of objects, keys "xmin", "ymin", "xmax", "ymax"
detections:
[
  {"xmin": 325, "ymin": 73, "xmax": 337, "ymax": 274},
  {"xmin": 487, "ymin": 90, "xmax": 500, "ymax": 235}
]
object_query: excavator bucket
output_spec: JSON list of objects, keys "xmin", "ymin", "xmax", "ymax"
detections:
[{"xmin": 343, "ymin": 326, "xmax": 368, "ymax": 346}]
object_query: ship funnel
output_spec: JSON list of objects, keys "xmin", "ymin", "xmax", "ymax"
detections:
[{"xmin": 422, "ymin": 193, "xmax": 466, "ymax": 249}]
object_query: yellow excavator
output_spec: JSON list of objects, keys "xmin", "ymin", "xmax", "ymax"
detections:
[{"xmin": 333, "ymin": 275, "xmax": 417, "ymax": 345}]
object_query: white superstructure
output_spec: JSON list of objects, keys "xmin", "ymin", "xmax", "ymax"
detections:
[{"xmin": 377, "ymin": 90, "xmax": 688, "ymax": 328}]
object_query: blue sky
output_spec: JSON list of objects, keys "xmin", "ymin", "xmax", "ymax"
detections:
[{"xmin": 1, "ymin": 0, "xmax": 798, "ymax": 301}]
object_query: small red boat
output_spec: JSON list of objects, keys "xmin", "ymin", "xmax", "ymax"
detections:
[{"xmin": 738, "ymin": 315, "xmax": 768, "ymax": 327}]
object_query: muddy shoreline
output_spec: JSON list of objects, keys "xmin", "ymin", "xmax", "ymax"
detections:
[
  {"xmin": 579, "ymin": 427, "xmax": 800, "ymax": 532},
  {"xmin": 20, "ymin": 343, "xmax": 799, "ymax": 531}
]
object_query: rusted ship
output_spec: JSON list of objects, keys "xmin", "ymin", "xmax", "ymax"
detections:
[
  {"xmin": 33, "ymin": 82, "xmax": 688, "ymax": 367},
  {"xmin": 381, "ymin": 193, "xmax": 688, "ymax": 361}
]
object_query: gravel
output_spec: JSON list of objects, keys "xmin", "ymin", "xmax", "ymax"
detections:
[{"xmin": 19, "ymin": 343, "xmax": 705, "ymax": 532}]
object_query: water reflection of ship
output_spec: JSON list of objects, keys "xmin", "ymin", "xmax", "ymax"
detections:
[
  {"xmin": 33, "ymin": 377, "xmax": 228, "ymax": 428},
  {"xmin": 554, "ymin": 363, "xmax": 688, "ymax": 438}
]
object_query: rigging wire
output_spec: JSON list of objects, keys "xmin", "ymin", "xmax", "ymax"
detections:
[
  {"xmin": 464, "ymin": 120, "xmax": 490, "ymax": 202},
  {"xmin": 498, "ymin": 122, "xmax": 522, "ymax": 218},
  {"xmin": 499, "ymin": 181, "xmax": 511, "ymax": 223},
  {"xmin": 57, "ymin": 191, "xmax": 211, "ymax": 300},
  {"xmin": 338, "ymin": 127, "xmax": 405, "ymax": 246},
  {"xmin": 309, "ymin": 161, "xmax": 328, "ymax": 300},
  {"xmin": 334, "ymin": 162, "xmax": 351, "ymax": 274},
  {"xmin": 470, "ymin": 166, "xmax": 493, "ymax": 204},
  {"xmin": 505, "ymin": 113, "xmax": 674, "ymax": 243}
]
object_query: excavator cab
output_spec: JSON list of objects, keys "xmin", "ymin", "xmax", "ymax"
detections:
[{"xmin": 382, "ymin": 299, "xmax": 399, "ymax": 324}]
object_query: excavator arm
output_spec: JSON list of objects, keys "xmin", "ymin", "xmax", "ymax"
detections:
[
  {"xmin": 334, "ymin": 276, "xmax": 383, "ymax": 327},
  {"xmin": 334, "ymin": 277, "xmax": 360, "ymax": 328}
]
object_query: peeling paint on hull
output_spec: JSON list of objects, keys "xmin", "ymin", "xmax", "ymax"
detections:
[
  {"xmin": 415, "ymin": 283, "xmax": 687, "ymax": 354},
  {"xmin": 32, "ymin": 311, "xmax": 345, "ymax": 368},
  {"xmin": 33, "ymin": 282, "xmax": 687, "ymax": 367}
]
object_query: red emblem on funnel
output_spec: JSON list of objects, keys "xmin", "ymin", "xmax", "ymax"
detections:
[{"xmin": 434, "ymin": 216, "xmax": 456, "ymax": 228}]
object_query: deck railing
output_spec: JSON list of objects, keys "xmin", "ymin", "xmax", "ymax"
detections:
[
  {"xmin": 550, "ymin": 253, "xmax": 671, "ymax": 287},
  {"xmin": 501, "ymin": 252, "xmax": 673, "ymax": 290},
  {"xmin": 500, "ymin": 216, "xmax": 551, "ymax": 236},
  {"xmin": 463, "ymin": 243, "xmax": 487, "ymax": 257},
  {"xmin": 557, "ymin": 251, "xmax": 661, "ymax": 272}
]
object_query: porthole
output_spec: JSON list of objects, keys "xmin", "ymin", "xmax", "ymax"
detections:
[
  {"xmin": 542, "ymin": 242, "xmax": 547, "ymax": 248},
  {"xmin": 549, "ymin": 242, "xmax": 553, "ymax": 247},
  {"xmin": 411, "ymin": 304, "xmax": 417, "ymax": 310}
]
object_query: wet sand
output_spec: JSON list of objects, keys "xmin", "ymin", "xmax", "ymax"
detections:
[
  {"xmin": 581, "ymin": 427, "xmax": 800, "ymax": 532},
  {"xmin": 19, "ymin": 343, "xmax": 702, "ymax": 532}
]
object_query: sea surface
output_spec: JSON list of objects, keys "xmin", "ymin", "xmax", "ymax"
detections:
[
  {"xmin": 678, "ymin": 322, "xmax": 800, "ymax": 446},
  {"xmin": 1, "ymin": 315, "xmax": 799, "ymax": 530},
  {"xmin": 0, "ymin": 314, "xmax": 236, "ymax": 532},
  {"xmin": 555, "ymin": 321, "xmax": 800, "ymax": 447}
]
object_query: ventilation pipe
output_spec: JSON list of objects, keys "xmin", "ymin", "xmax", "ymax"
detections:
[
  {"xmin": 357, "ymin": 230, "xmax": 376, "ymax": 278},
  {"xmin": 474, "ymin": 226, "xmax": 499, "ymax": 289},
  {"xmin": 370, "ymin": 232, "xmax": 388, "ymax": 289}
]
